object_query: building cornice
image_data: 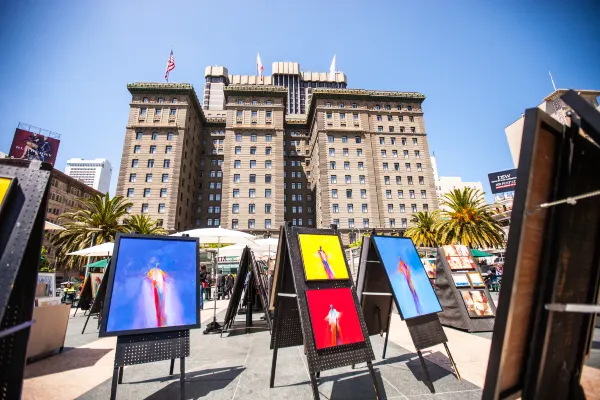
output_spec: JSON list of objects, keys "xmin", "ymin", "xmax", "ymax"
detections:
[
  {"xmin": 223, "ymin": 85, "xmax": 288, "ymax": 97},
  {"xmin": 543, "ymin": 88, "xmax": 600, "ymax": 102},
  {"xmin": 311, "ymin": 88, "xmax": 426, "ymax": 102}
]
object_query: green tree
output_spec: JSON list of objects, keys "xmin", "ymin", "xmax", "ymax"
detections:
[
  {"xmin": 39, "ymin": 246, "xmax": 54, "ymax": 272},
  {"xmin": 436, "ymin": 187, "xmax": 504, "ymax": 248},
  {"xmin": 124, "ymin": 214, "xmax": 167, "ymax": 235},
  {"xmin": 404, "ymin": 211, "xmax": 440, "ymax": 247},
  {"xmin": 52, "ymin": 193, "xmax": 132, "ymax": 268}
]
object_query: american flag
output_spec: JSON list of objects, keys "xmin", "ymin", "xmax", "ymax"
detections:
[{"xmin": 165, "ymin": 50, "xmax": 175, "ymax": 82}]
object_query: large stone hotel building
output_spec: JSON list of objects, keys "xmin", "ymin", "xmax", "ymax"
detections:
[{"xmin": 116, "ymin": 62, "xmax": 438, "ymax": 243}]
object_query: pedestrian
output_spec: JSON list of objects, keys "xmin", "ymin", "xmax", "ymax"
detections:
[
  {"xmin": 217, "ymin": 273, "xmax": 226, "ymax": 300},
  {"xmin": 199, "ymin": 265, "xmax": 208, "ymax": 309},
  {"xmin": 206, "ymin": 276, "xmax": 212, "ymax": 301},
  {"xmin": 225, "ymin": 273, "xmax": 234, "ymax": 299}
]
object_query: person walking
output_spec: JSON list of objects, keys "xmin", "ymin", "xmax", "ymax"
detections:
[
  {"xmin": 225, "ymin": 273, "xmax": 234, "ymax": 299},
  {"xmin": 199, "ymin": 265, "xmax": 208, "ymax": 310}
]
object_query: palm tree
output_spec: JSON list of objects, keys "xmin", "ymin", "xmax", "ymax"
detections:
[
  {"xmin": 52, "ymin": 193, "xmax": 132, "ymax": 268},
  {"xmin": 436, "ymin": 187, "xmax": 504, "ymax": 248},
  {"xmin": 404, "ymin": 211, "xmax": 440, "ymax": 247},
  {"xmin": 124, "ymin": 214, "xmax": 167, "ymax": 235}
]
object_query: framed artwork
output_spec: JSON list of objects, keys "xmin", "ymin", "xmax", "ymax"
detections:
[
  {"xmin": 100, "ymin": 233, "xmax": 200, "ymax": 337},
  {"xmin": 372, "ymin": 236, "xmax": 442, "ymax": 320},
  {"xmin": 0, "ymin": 176, "xmax": 16, "ymax": 217},
  {"xmin": 443, "ymin": 245, "xmax": 470, "ymax": 257},
  {"xmin": 460, "ymin": 290, "xmax": 494, "ymax": 318},
  {"xmin": 298, "ymin": 233, "xmax": 349, "ymax": 281},
  {"xmin": 446, "ymin": 256, "xmax": 476, "ymax": 271},
  {"xmin": 421, "ymin": 258, "xmax": 436, "ymax": 279},
  {"xmin": 90, "ymin": 273, "xmax": 104, "ymax": 297},
  {"xmin": 306, "ymin": 288, "xmax": 364, "ymax": 350},
  {"xmin": 467, "ymin": 272, "xmax": 485, "ymax": 288},
  {"xmin": 452, "ymin": 274, "xmax": 471, "ymax": 288},
  {"xmin": 37, "ymin": 272, "xmax": 56, "ymax": 297}
]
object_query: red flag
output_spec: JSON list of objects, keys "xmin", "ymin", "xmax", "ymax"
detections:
[
  {"xmin": 165, "ymin": 50, "xmax": 175, "ymax": 82},
  {"xmin": 257, "ymin": 53, "xmax": 264, "ymax": 81}
]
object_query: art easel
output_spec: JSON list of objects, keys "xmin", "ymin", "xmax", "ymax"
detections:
[
  {"xmin": 269, "ymin": 224, "xmax": 382, "ymax": 400},
  {"xmin": 249, "ymin": 250, "xmax": 272, "ymax": 331},
  {"xmin": 72, "ymin": 274, "xmax": 93, "ymax": 317},
  {"xmin": 357, "ymin": 234, "xmax": 461, "ymax": 393},
  {"xmin": 434, "ymin": 247, "xmax": 497, "ymax": 332},
  {"xmin": 0, "ymin": 161, "xmax": 51, "ymax": 398},
  {"xmin": 484, "ymin": 92, "xmax": 600, "ymax": 399},
  {"xmin": 81, "ymin": 260, "xmax": 110, "ymax": 334},
  {"xmin": 221, "ymin": 246, "xmax": 252, "ymax": 334}
]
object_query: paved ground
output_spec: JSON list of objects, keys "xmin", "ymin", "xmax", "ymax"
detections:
[{"xmin": 22, "ymin": 292, "xmax": 600, "ymax": 400}]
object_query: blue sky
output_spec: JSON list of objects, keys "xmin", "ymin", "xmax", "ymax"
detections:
[{"xmin": 1, "ymin": 1, "xmax": 599, "ymax": 196}]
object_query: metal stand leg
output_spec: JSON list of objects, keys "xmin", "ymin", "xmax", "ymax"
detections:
[
  {"xmin": 81, "ymin": 313, "xmax": 92, "ymax": 334},
  {"xmin": 118, "ymin": 366, "xmax": 123, "ymax": 384},
  {"xmin": 169, "ymin": 358, "xmax": 175, "ymax": 375},
  {"xmin": 443, "ymin": 342, "xmax": 461, "ymax": 381},
  {"xmin": 316, "ymin": 371, "xmax": 320, "ymax": 378},
  {"xmin": 417, "ymin": 350, "xmax": 435, "ymax": 393},
  {"xmin": 110, "ymin": 366, "xmax": 119, "ymax": 400},
  {"xmin": 366, "ymin": 361, "xmax": 382, "ymax": 400},
  {"xmin": 376, "ymin": 306, "xmax": 382, "ymax": 336},
  {"xmin": 382, "ymin": 299, "xmax": 394, "ymax": 359},
  {"xmin": 309, "ymin": 372, "xmax": 320, "ymax": 400},
  {"xmin": 270, "ymin": 344, "xmax": 278, "ymax": 388},
  {"xmin": 180, "ymin": 357, "xmax": 185, "ymax": 400}
]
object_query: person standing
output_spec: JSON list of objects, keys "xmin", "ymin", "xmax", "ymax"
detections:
[
  {"xmin": 216, "ymin": 273, "xmax": 225, "ymax": 300},
  {"xmin": 199, "ymin": 265, "xmax": 208, "ymax": 310},
  {"xmin": 225, "ymin": 273, "xmax": 234, "ymax": 299}
]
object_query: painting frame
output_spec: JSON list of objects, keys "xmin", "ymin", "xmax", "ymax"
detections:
[
  {"xmin": 0, "ymin": 175, "xmax": 17, "ymax": 219},
  {"xmin": 446, "ymin": 256, "xmax": 476, "ymax": 271},
  {"xmin": 37, "ymin": 272, "xmax": 56, "ymax": 298},
  {"xmin": 460, "ymin": 290, "xmax": 494, "ymax": 318},
  {"xmin": 371, "ymin": 235, "xmax": 443, "ymax": 320},
  {"xmin": 298, "ymin": 232, "xmax": 350, "ymax": 282},
  {"xmin": 99, "ymin": 233, "xmax": 200, "ymax": 337},
  {"xmin": 452, "ymin": 274, "xmax": 471, "ymax": 288},
  {"xmin": 442, "ymin": 245, "xmax": 470, "ymax": 257},
  {"xmin": 467, "ymin": 272, "xmax": 485, "ymax": 288},
  {"xmin": 90, "ymin": 272, "xmax": 104, "ymax": 297}
]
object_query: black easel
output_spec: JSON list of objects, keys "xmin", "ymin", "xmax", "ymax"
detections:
[
  {"xmin": 249, "ymin": 250, "xmax": 272, "ymax": 331},
  {"xmin": 82, "ymin": 260, "xmax": 110, "ymax": 334},
  {"xmin": 357, "ymin": 234, "xmax": 461, "ymax": 393},
  {"xmin": 270, "ymin": 224, "xmax": 382, "ymax": 400},
  {"xmin": 111, "ymin": 330, "xmax": 189, "ymax": 400},
  {"xmin": 221, "ymin": 246, "xmax": 252, "ymax": 334},
  {"xmin": 72, "ymin": 274, "xmax": 93, "ymax": 317}
]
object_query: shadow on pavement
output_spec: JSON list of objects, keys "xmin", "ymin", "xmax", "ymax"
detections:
[
  {"xmin": 326, "ymin": 367, "xmax": 388, "ymax": 400},
  {"xmin": 24, "ymin": 348, "xmax": 113, "ymax": 379}
]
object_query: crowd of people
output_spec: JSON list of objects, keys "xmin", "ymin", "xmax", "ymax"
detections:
[{"xmin": 198, "ymin": 264, "xmax": 235, "ymax": 310}]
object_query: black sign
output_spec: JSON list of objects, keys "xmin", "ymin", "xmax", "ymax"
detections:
[{"xmin": 488, "ymin": 169, "xmax": 517, "ymax": 194}]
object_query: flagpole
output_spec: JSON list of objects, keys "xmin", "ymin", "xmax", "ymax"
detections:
[{"xmin": 549, "ymin": 71, "xmax": 557, "ymax": 91}]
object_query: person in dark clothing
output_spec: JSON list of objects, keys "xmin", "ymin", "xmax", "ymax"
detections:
[
  {"xmin": 217, "ymin": 273, "xmax": 226, "ymax": 300},
  {"xmin": 225, "ymin": 273, "xmax": 234, "ymax": 299},
  {"xmin": 199, "ymin": 265, "xmax": 208, "ymax": 309}
]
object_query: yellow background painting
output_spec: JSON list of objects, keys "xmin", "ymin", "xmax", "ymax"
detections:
[
  {"xmin": 0, "ymin": 177, "xmax": 13, "ymax": 206},
  {"xmin": 298, "ymin": 234, "xmax": 349, "ymax": 280}
]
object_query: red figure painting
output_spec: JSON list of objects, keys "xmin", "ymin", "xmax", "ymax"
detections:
[
  {"xmin": 306, "ymin": 288, "xmax": 364, "ymax": 350},
  {"xmin": 147, "ymin": 264, "xmax": 168, "ymax": 327},
  {"xmin": 397, "ymin": 257, "xmax": 423, "ymax": 315}
]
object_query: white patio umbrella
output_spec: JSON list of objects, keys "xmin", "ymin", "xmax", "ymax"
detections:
[
  {"xmin": 67, "ymin": 242, "xmax": 114, "ymax": 257},
  {"xmin": 254, "ymin": 238, "xmax": 279, "ymax": 260},
  {"xmin": 171, "ymin": 227, "xmax": 257, "ymax": 333},
  {"xmin": 216, "ymin": 244, "xmax": 253, "ymax": 258},
  {"xmin": 44, "ymin": 221, "xmax": 65, "ymax": 231}
]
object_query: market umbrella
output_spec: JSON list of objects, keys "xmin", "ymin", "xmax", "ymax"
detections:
[
  {"xmin": 67, "ymin": 242, "xmax": 114, "ymax": 257},
  {"xmin": 470, "ymin": 249, "xmax": 493, "ymax": 257},
  {"xmin": 85, "ymin": 259, "xmax": 109, "ymax": 268},
  {"xmin": 171, "ymin": 227, "xmax": 257, "ymax": 333},
  {"xmin": 44, "ymin": 221, "xmax": 65, "ymax": 231}
]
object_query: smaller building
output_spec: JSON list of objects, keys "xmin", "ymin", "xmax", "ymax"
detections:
[
  {"xmin": 65, "ymin": 158, "xmax": 112, "ymax": 194},
  {"xmin": 435, "ymin": 176, "xmax": 484, "ymax": 209}
]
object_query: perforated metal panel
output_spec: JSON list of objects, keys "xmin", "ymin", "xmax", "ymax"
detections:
[
  {"xmin": 406, "ymin": 313, "xmax": 448, "ymax": 350},
  {"xmin": 115, "ymin": 330, "xmax": 190, "ymax": 366}
]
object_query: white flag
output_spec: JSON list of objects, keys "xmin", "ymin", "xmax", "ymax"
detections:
[
  {"xmin": 257, "ymin": 53, "xmax": 264, "ymax": 81},
  {"xmin": 329, "ymin": 54, "xmax": 336, "ymax": 81}
]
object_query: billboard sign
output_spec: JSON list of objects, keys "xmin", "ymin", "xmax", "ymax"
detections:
[
  {"xmin": 9, "ymin": 128, "xmax": 61, "ymax": 166},
  {"xmin": 488, "ymin": 169, "xmax": 517, "ymax": 194}
]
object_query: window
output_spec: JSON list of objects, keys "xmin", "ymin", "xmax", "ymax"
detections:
[
  {"xmin": 420, "ymin": 190, "xmax": 427, "ymax": 199},
  {"xmin": 408, "ymin": 176, "xmax": 413, "ymax": 185},
  {"xmin": 415, "ymin": 150, "xmax": 421, "ymax": 158},
  {"xmin": 160, "ymin": 188, "xmax": 167, "ymax": 197},
  {"xmin": 388, "ymin": 204, "xmax": 394, "ymax": 213},
  {"xmin": 326, "ymin": 102, "xmax": 331, "ymax": 107},
  {"xmin": 394, "ymin": 163, "xmax": 400, "ymax": 171},
  {"xmin": 233, "ymin": 174, "xmax": 240, "ymax": 183},
  {"xmin": 343, "ymin": 148, "xmax": 349, "ymax": 156},
  {"xmin": 423, "ymin": 204, "xmax": 429, "ymax": 211},
  {"xmin": 412, "ymin": 204, "xmax": 418, "ymax": 213},
  {"xmin": 134, "ymin": 145, "xmax": 141, "ymax": 153},
  {"xmin": 330, "ymin": 161, "xmax": 336, "ymax": 169},
  {"xmin": 234, "ymin": 160, "xmax": 241, "ymax": 168},
  {"xmin": 158, "ymin": 203, "xmax": 165, "ymax": 213},
  {"xmin": 346, "ymin": 189, "xmax": 353, "ymax": 199},
  {"xmin": 361, "ymin": 189, "xmax": 367, "ymax": 199},
  {"xmin": 409, "ymin": 190, "xmax": 415, "ymax": 199},
  {"xmin": 236, "ymin": 110, "xmax": 243, "ymax": 118},
  {"xmin": 232, "ymin": 204, "xmax": 239, "ymax": 214},
  {"xmin": 141, "ymin": 203, "xmax": 148, "ymax": 213},
  {"xmin": 150, "ymin": 132, "xmax": 159, "ymax": 141},
  {"xmin": 127, "ymin": 188, "xmax": 134, "ymax": 197},
  {"xmin": 167, "ymin": 132, "xmax": 174, "ymax": 140},
  {"xmin": 332, "ymin": 204, "xmax": 339, "ymax": 213},
  {"xmin": 377, "ymin": 126, "xmax": 383, "ymax": 132},
  {"xmin": 236, "ymin": 134, "xmax": 242, "ymax": 142},
  {"xmin": 401, "ymin": 218, "xmax": 408, "ymax": 228},
  {"xmin": 331, "ymin": 175, "xmax": 337, "ymax": 184},
  {"xmin": 342, "ymin": 136, "xmax": 348, "ymax": 143},
  {"xmin": 164, "ymin": 159, "xmax": 170, "ymax": 168},
  {"xmin": 266, "ymin": 134, "xmax": 272, "ymax": 141},
  {"xmin": 381, "ymin": 150, "xmax": 387, "ymax": 157},
  {"xmin": 419, "ymin": 176, "xmax": 425, "ymax": 185},
  {"xmin": 401, "ymin": 138, "xmax": 407, "ymax": 145},
  {"xmin": 345, "ymin": 175, "xmax": 351, "ymax": 184},
  {"xmin": 265, "ymin": 204, "xmax": 272, "ymax": 214},
  {"xmin": 416, "ymin": 163, "xmax": 423, "ymax": 172},
  {"xmin": 355, "ymin": 136, "xmax": 361, "ymax": 143},
  {"xmin": 389, "ymin": 126, "xmax": 394, "ymax": 132},
  {"xmin": 140, "ymin": 107, "xmax": 147, "ymax": 115},
  {"xmin": 266, "ymin": 110, "xmax": 272, "ymax": 118},
  {"xmin": 360, "ymin": 175, "xmax": 366, "ymax": 184},
  {"xmin": 340, "ymin": 113, "xmax": 345, "ymax": 119},
  {"xmin": 392, "ymin": 150, "xmax": 398, "ymax": 158},
  {"xmin": 165, "ymin": 145, "xmax": 172, "ymax": 154},
  {"xmin": 249, "ymin": 204, "xmax": 256, "ymax": 213},
  {"xmin": 408, "ymin": 105, "xmax": 413, "ymax": 111},
  {"xmin": 384, "ymin": 176, "xmax": 390, "ymax": 185},
  {"xmin": 129, "ymin": 173, "xmax": 136, "ymax": 182},
  {"xmin": 248, "ymin": 219, "xmax": 255, "ymax": 229},
  {"xmin": 411, "ymin": 127, "xmax": 416, "ymax": 133},
  {"xmin": 362, "ymin": 204, "xmax": 368, "ymax": 213},
  {"xmin": 249, "ymin": 189, "xmax": 256, "ymax": 198},
  {"xmin": 232, "ymin": 219, "xmax": 239, "ymax": 229},
  {"xmin": 405, "ymin": 163, "xmax": 411, "ymax": 171},
  {"xmin": 145, "ymin": 173, "xmax": 152, "ymax": 182},
  {"xmin": 249, "ymin": 174, "xmax": 256, "ymax": 183},
  {"xmin": 328, "ymin": 135, "xmax": 334, "ymax": 143},
  {"xmin": 266, "ymin": 147, "xmax": 272, "ymax": 155},
  {"xmin": 155, "ymin": 108, "xmax": 161, "ymax": 116},
  {"xmin": 326, "ymin": 113, "xmax": 332, "ymax": 119},
  {"xmin": 351, "ymin": 103, "xmax": 358, "ymax": 109},
  {"xmin": 358, "ymin": 162, "xmax": 364, "ymax": 170},
  {"xmin": 400, "ymin": 204, "xmax": 406, "ymax": 212},
  {"xmin": 344, "ymin": 162, "xmax": 350, "ymax": 170},
  {"xmin": 265, "ymin": 219, "xmax": 272, "ymax": 229},
  {"xmin": 232, "ymin": 189, "xmax": 240, "ymax": 198},
  {"xmin": 389, "ymin": 218, "xmax": 396, "ymax": 227},
  {"xmin": 380, "ymin": 137, "xmax": 385, "ymax": 145},
  {"xmin": 250, "ymin": 146, "xmax": 256, "ymax": 155},
  {"xmin": 353, "ymin": 113, "xmax": 359, "ymax": 120},
  {"xmin": 251, "ymin": 111, "xmax": 257, "ymax": 117},
  {"xmin": 162, "ymin": 174, "xmax": 169, "ymax": 182},
  {"xmin": 208, "ymin": 194, "xmax": 214, "ymax": 201},
  {"xmin": 234, "ymin": 146, "xmax": 241, "ymax": 155},
  {"xmin": 266, "ymin": 100, "xmax": 272, "ymax": 105},
  {"xmin": 398, "ymin": 190, "xmax": 404, "ymax": 199},
  {"xmin": 396, "ymin": 176, "xmax": 402, "ymax": 185},
  {"xmin": 363, "ymin": 218, "xmax": 370, "ymax": 228},
  {"xmin": 237, "ymin": 99, "xmax": 244, "ymax": 105},
  {"xmin": 329, "ymin": 148, "xmax": 335, "ymax": 156},
  {"xmin": 332, "ymin": 189, "xmax": 338, "ymax": 198},
  {"xmin": 347, "ymin": 204, "xmax": 354, "ymax": 213},
  {"xmin": 357, "ymin": 149, "xmax": 363, "ymax": 156},
  {"xmin": 404, "ymin": 150, "xmax": 409, "ymax": 158},
  {"xmin": 136, "ymin": 132, "xmax": 143, "ymax": 140},
  {"xmin": 409, "ymin": 116, "xmax": 415, "ymax": 123},
  {"xmin": 386, "ymin": 190, "xmax": 392, "ymax": 199},
  {"xmin": 265, "ymin": 189, "xmax": 272, "ymax": 198},
  {"xmin": 265, "ymin": 174, "xmax": 272, "ymax": 183},
  {"xmin": 148, "ymin": 159, "xmax": 154, "ymax": 168},
  {"xmin": 142, "ymin": 97, "xmax": 149, "ymax": 103},
  {"xmin": 292, "ymin": 206, "xmax": 297, "ymax": 214}
]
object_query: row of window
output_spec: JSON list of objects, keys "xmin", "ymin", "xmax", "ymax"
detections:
[
  {"xmin": 127, "ymin": 188, "xmax": 168, "ymax": 197},
  {"xmin": 331, "ymin": 188, "xmax": 427, "ymax": 199},
  {"xmin": 328, "ymin": 158, "xmax": 421, "ymax": 170},
  {"xmin": 142, "ymin": 97, "xmax": 178, "ymax": 104},
  {"xmin": 325, "ymin": 103, "xmax": 414, "ymax": 111},
  {"xmin": 327, "ymin": 148, "xmax": 422, "ymax": 160},
  {"xmin": 236, "ymin": 133, "xmax": 273, "ymax": 142},
  {"xmin": 136, "ymin": 132, "xmax": 175, "ymax": 141},
  {"xmin": 327, "ymin": 135, "xmax": 418, "ymax": 144},
  {"xmin": 235, "ymin": 146, "xmax": 273, "ymax": 155},
  {"xmin": 382, "ymin": 163, "xmax": 423, "ymax": 172},
  {"xmin": 130, "ymin": 159, "xmax": 171, "ymax": 168},
  {"xmin": 377, "ymin": 126, "xmax": 417, "ymax": 133},
  {"xmin": 232, "ymin": 204, "xmax": 274, "ymax": 214},
  {"xmin": 136, "ymin": 203, "xmax": 167, "ymax": 214},
  {"xmin": 139, "ymin": 108, "xmax": 177, "ymax": 116},
  {"xmin": 236, "ymin": 99, "xmax": 273, "ymax": 106},
  {"xmin": 133, "ymin": 145, "xmax": 172, "ymax": 155},
  {"xmin": 331, "ymin": 203, "xmax": 428, "ymax": 214},
  {"xmin": 333, "ymin": 218, "xmax": 408, "ymax": 229},
  {"xmin": 236, "ymin": 110, "xmax": 273, "ymax": 118},
  {"xmin": 234, "ymin": 160, "xmax": 273, "ymax": 169},
  {"xmin": 325, "ymin": 112, "xmax": 416, "ymax": 123}
]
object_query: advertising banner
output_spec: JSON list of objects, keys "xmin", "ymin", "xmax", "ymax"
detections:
[
  {"xmin": 488, "ymin": 169, "xmax": 517, "ymax": 194},
  {"xmin": 9, "ymin": 128, "xmax": 61, "ymax": 166}
]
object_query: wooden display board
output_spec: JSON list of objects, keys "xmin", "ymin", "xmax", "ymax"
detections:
[
  {"xmin": 269, "ymin": 225, "xmax": 381, "ymax": 400},
  {"xmin": 434, "ymin": 245, "xmax": 496, "ymax": 332}
]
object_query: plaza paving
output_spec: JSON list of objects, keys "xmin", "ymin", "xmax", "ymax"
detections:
[{"xmin": 22, "ymin": 295, "xmax": 600, "ymax": 399}]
